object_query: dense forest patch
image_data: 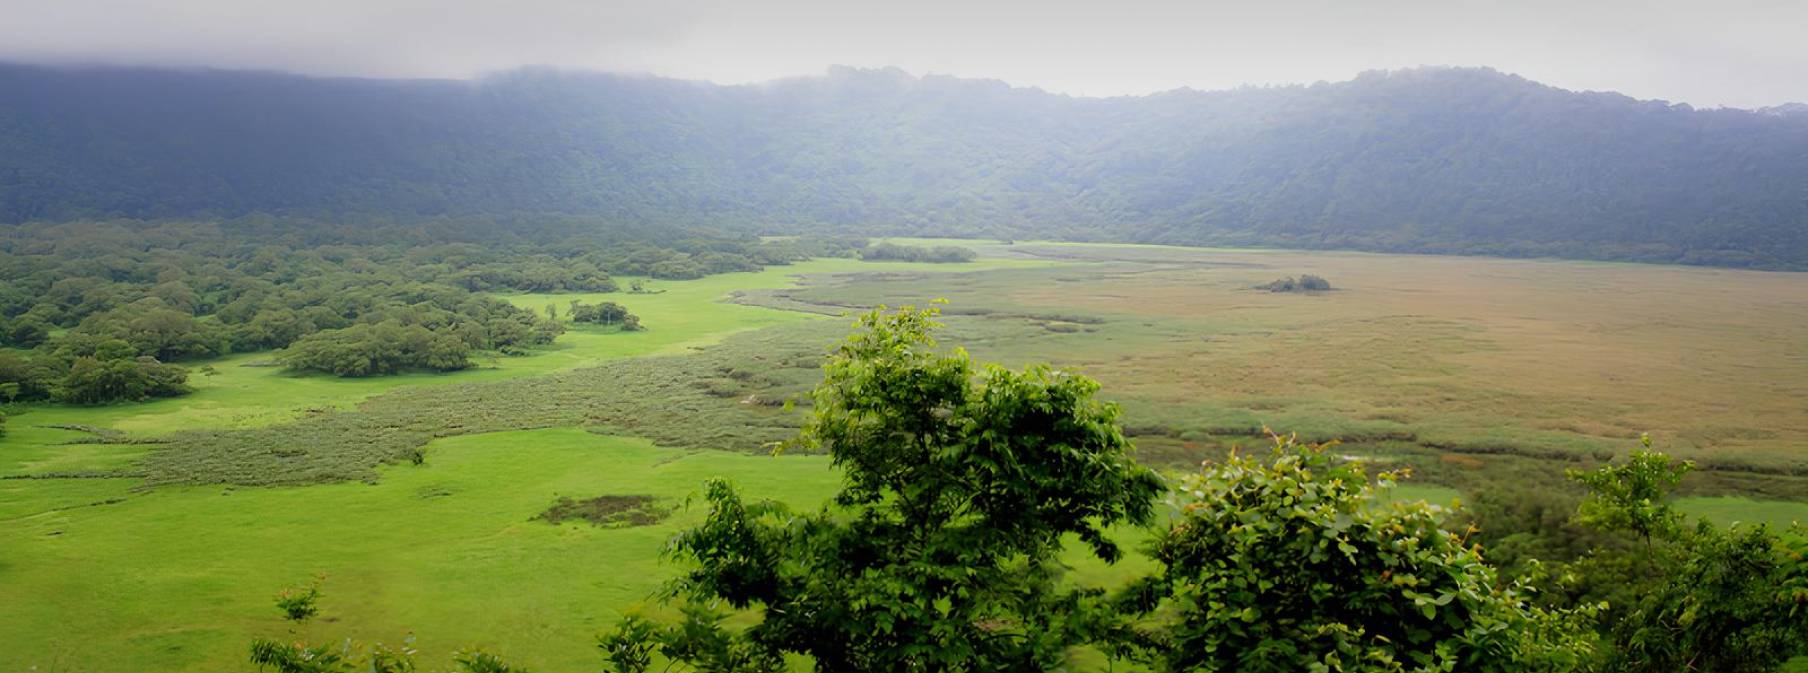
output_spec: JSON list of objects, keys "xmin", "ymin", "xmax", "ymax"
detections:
[{"xmin": 0, "ymin": 218, "xmax": 860, "ymax": 402}]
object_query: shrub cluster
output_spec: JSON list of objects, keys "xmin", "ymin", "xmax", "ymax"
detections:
[
  {"xmin": 0, "ymin": 340, "xmax": 190, "ymax": 405},
  {"xmin": 0, "ymin": 219, "xmax": 863, "ymax": 399},
  {"xmin": 1258, "ymin": 274, "xmax": 1333, "ymax": 292},
  {"xmin": 566, "ymin": 301, "xmax": 643, "ymax": 331}
]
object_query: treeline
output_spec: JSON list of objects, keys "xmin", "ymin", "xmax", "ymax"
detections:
[
  {"xmin": 0, "ymin": 218, "xmax": 860, "ymax": 399},
  {"xmin": 4, "ymin": 64, "xmax": 1807, "ymax": 268},
  {"xmin": 858, "ymin": 242, "xmax": 977, "ymax": 263}
]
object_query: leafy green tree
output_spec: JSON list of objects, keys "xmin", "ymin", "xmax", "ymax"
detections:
[
  {"xmin": 1567, "ymin": 442, "xmax": 1808, "ymax": 673},
  {"xmin": 76, "ymin": 303, "xmax": 229, "ymax": 360},
  {"xmin": 604, "ymin": 305, "xmax": 1164, "ymax": 672},
  {"xmin": 567, "ymin": 301, "xmax": 642, "ymax": 330},
  {"xmin": 0, "ymin": 351, "xmax": 56, "ymax": 401},
  {"xmin": 54, "ymin": 351, "xmax": 192, "ymax": 404},
  {"xmin": 235, "ymin": 308, "xmax": 322, "ymax": 350},
  {"xmin": 280, "ymin": 322, "xmax": 472, "ymax": 377},
  {"xmin": 1567, "ymin": 436, "xmax": 1691, "ymax": 546},
  {"xmin": 2, "ymin": 316, "xmax": 51, "ymax": 348},
  {"xmin": 1121, "ymin": 432, "xmax": 1598, "ymax": 673}
]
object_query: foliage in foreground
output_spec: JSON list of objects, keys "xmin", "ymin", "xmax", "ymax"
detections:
[
  {"xmin": 1563, "ymin": 440, "xmax": 1808, "ymax": 673},
  {"xmin": 1117, "ymin": 433, "xmax": 1596, "ymax": 672},
  {"xmin": 606, "ymin": 305, "xmax": 1165, "ymax": 671},
  {"xmin": 602, "ymin": 306, "xmax": 1601, "ymax": 672}
]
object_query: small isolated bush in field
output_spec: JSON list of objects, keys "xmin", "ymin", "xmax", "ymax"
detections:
[
  {"xmin": 275, "ymin": 576, "xmax": 323, "ymax": 621},
  {"xmin": 567, "ymin": 300, "xmax": 644, "ymax": 331},
  {"xmin": 1258, "ymin": 274, "xmax": 1333, "ymax": 292},
  {"xmin": 453, "ymin": 650, "xmax": 529, "ymax": 673},
  {"xmin": 250, "ymin": 638, "xmax": 351, "ymax": 673}
]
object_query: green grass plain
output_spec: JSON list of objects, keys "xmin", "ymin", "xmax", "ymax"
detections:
[
  {"xmin": 3, "ymin": 242, "xmax": 1806, "ymax": 671},
  {"xmin": 4, "ymin": 429, "xmax": 842, "ymax": 671}
]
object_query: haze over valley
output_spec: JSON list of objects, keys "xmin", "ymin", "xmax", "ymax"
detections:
[{"xmin": 3, "ymin": 2, "xmax": 1808, "ymax": 671}]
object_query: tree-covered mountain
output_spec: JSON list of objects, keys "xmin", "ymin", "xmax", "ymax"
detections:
[{"xmin": 3, "ymin": 63, "xmax": 1805, "ymax": 267}]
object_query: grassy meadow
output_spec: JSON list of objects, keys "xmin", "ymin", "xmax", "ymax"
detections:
[
  {"xmin": 783, "ymin": 242, "xmax": 1808, "ymax": 470},
  {"xmin": 4, "ymin": 241, "xmax": 1807, "ymax": 671}
]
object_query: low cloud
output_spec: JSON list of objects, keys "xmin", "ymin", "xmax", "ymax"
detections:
[{"xmin": 1, "ymin": 0, "xmax": 1803, "ymax": 108}]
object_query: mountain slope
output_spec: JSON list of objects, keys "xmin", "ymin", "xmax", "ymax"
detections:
[{"xmin": 2, "ymin": 63, "xmax": 1805, "ymax": 267}]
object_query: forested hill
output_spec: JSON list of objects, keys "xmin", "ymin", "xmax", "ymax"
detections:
[{"xmin": 3, "ymin": 63, "xmax": 1806, "ymax": 268}]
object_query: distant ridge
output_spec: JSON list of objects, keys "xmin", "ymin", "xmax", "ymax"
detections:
[
  {"xmin": 2, "ymin": 63, "xmax": 1805, "ymax": 268},
  {"xmin": 1760, "ymin": 102, "xmax": 1808, "ymax": 117}
]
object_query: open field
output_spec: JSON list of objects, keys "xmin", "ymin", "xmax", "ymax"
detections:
[
  {"xmin": 4, "ymin": 241, "xmax": 1808, "ymax": 670},
  {"xmin": 771, "ymin": 242, "xmax": 1808, "ymax": 471},
  {"xmin": 4, "ymin": 428, "xmax": 844, "ymax": 671}
]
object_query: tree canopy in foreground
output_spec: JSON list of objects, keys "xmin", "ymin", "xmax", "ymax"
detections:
[{"xmin": 602, "ymin": 307, "xmax": 1598, "ymax": 672}]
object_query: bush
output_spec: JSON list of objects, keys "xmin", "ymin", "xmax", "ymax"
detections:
[
  {"xmin": 54, "ymin": 354, "xmax": 192, "ymax": 404},
  {"xmin": 1120, "ymin": 432, "xmax": 1598, "ymax": 672},
  {"xmin": 274, "ymin": 579, "xmax": 322, "ymax": 621},
  {"xmin": 281, "ymin": 322, "xmax": 472, "ymax": 377},
  {"xmin": 2, "ymin": 317, "xmax": 50, "ymax": 348},
  {"xmin": 0, "ymin": 351, "xmax": 56, "ymax": 401},
  {"xmin": 566, "ymin": 301, "xmax": 643, "ymax": 331},
  {"xmin": 1258, "ymin": 274, "xmax": 1333, "ymax": 292}
]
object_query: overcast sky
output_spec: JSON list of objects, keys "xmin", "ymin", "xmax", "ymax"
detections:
[{"xmin": 2, "ymin": 0, "xmax": 1803, "ymax": 109}]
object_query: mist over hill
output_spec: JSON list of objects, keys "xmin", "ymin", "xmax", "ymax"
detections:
[{"xmin": 2, "ymin": 63, "xmax": 1805, "ymax": 267}]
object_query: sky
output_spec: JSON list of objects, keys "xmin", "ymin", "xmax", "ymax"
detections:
[{"xmin": 1, "ymin": 0, "xmax": 1804, "ymax": 109}]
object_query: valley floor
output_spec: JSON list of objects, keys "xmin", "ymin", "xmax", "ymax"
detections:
[{"xmin": 4, "ymin": 242, "xmax": 1807, "ymax": 671}]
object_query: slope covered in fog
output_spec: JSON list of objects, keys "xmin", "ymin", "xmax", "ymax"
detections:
[{"xmin": 2, "ymin": 64, "xmax": 1805, "ymax": 267}]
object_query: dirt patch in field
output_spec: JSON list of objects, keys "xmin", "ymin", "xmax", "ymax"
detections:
[{"xmin": 535, "ymin": 495, "xmax": 671, "ymax": 528}]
